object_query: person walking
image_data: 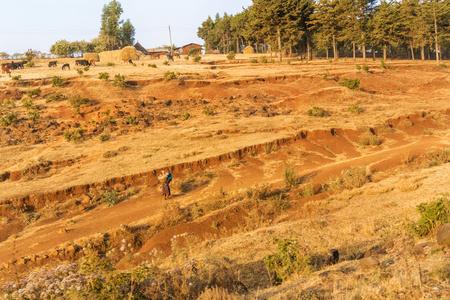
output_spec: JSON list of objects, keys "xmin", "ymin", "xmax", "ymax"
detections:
[{"xmin": 162, "ymin": 172, "xmax": 172, "ymax": 200}]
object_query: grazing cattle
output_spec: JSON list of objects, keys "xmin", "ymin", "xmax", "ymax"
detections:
[
  {"xmin": 62, "ymin": 64, "xmax": 70, "ymax": 70},
  {"xmin": 89, "ymin": 60, "xmax": 96, "ymax": 66},
  {"xmin": 48, "ymin": 61, "xmax": 57, "ymax": 67},
  {"xmin": 12, "ymin": 61, "xmax": 26, "ymax": 69},
  {"xmin": 1, "ymin": 65, "xmax": 11, "ymax": 74},
  {"xmin": 150, "ymin": 53, "xmax": 162, "ymax": 59},
  {"xmin": 172, "ymin": 53, "xmax": 180, "ymax": 59},
  {"xmin": 75, "ymin": 59, "xmax": 90, "ymax": 66}
]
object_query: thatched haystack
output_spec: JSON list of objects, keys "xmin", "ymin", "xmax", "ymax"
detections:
[
  {"xmin": 83, "ymin": 53, "xmax": 100, "ymax": 62},
  {"xmin": 243, "ymin": 46, "xmax": 254, "ymax": 55},
  {"xmin": 99, "ymin": 50, "xmax": 121, "ymax": 62},
  {"xmin": 119, "ymin": 46, "xmax": 137, "ymax": 61}
]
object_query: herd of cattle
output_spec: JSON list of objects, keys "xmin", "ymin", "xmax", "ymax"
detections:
[{"xmin": 1, "ymin": 59, "xmax": 95, "ymax": 74}]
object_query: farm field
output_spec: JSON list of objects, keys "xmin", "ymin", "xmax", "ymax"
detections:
[{"xmin": 0, "ymin": 55, "xmax": 449, "ymax": 299}]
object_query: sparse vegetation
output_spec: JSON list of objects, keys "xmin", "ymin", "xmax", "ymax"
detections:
[
  {"xmin": 250, "ymin": 58, "xmax": 258, "ymax": 63},
  {"xmin": 261, "ymin": 56, "xmax": 268, "ymax": 63},
  {"xmin": 103, "ymin": 191, "xmax": 119, "ymax": 207},
  {"xmin": 107, "ymin": 62, "xmax": 115, "ymax": 66},
  {"xmin": 67, "ymin": 94, "xmax": 91, "ymax": 109},
  {"xmin": 45, "ymin": 92, "xmax": 64, "ymax": 103},
  {"xmin": 22, "ymin": 98, "xmax": 37, "ymax": 110},
  {"xmin": 227, "ymin": 51, "xmax": 236, "ymax": 60},
  {"xmin": 112, "ymin": 74, "xmax": 126, "ymax": 87},
  {"xmin": 98, "ymin": 72, "xmax": 109, "ymax": 81},
  {"xmin": 28, "ymin": 109, "xmax": 40, "ymax": 123},
  {"xmin": 26, "ymin": 87, "xmax": 41, "ymax": 98},
  {"xmin": 63, "ymin": 127, "xmax": 84, "ymax": 142},
  {"xmin": 338, "ymin": 78, "xmax": 360, "ymax": 89},
  {"xmin": 164, "ymin": 71, "xmax": 178, "ymax": 80},
  {"xmin": 25, "ymin": 61, "xmax": 35, "ymax": 68},
  {"xmin": 203, "ymin": 107, "xmax": 215, "ymax": 115},
  {"xmin": 163, "ymin": 60, "xmax": 170, "ymax": 66},
  {"xmin": 52, "ymin": 75, "xmax": 64, "ymax": 87},
  {"xmin": 99, "ymin": 134, "xmax": 110, "ymax": 142},
  {"xmin": 412, "ymin": 193, "xmax": 449, "ymax": 237},
  {"xmin": 359, "ymin": 131, "xmax": 381, "ymax": 146},
  {"xmin": 193, "ymin": 55, "xmax": 201, "ymax": 63},
  {"xmin": 439, "ymin": 63, "xmax": 447, "ymax": 69},
  {"xmin": 76, "ymin": 68, "xmax": 84, "ymax": 75},
  {"xmin": 283, "ymin": 164, "xmax": 299, "ymax": 188},
  {"xmin": 348, "ymin": 104, "xmax": 363, "ymax": 114},
  {"xmin": 11, "ymin": 75, "xmax": 22, "ymax": 81},
  {"xmin": 180, "ymin": 111, "xmax": 191, "ymax": 121},
  {"xmin": 148, "ymin": 64, "xmax": 157, "ymax": 68},
  {"xmin": 307, "ymin": 106, "xmax": 326, "ymax": 117},
  {"xmin": 328, "ymin": 166, "xmax": 368, "ymax": 190},
  {"xmin": 0, "ymin": 111, "xmax": 19, "ymax": 126}
]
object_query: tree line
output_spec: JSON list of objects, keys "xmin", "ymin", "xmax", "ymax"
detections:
[{"xmin": 197, "ymin": 0, "xmax": 450, "ymax": 64}]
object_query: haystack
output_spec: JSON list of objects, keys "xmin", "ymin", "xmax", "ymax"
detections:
[
  {"xmin": 99, "ymin": 50, "xmax": 121, "ymax": 62},
  {"xmin": 83, "ymin": 53, "xmax": 100, "ymax": 62},
  {"xmin": 243, "ymin": 46, "xmax": 254, "ymax": 55},
  {"xmin": 119, "ymin": 46, "xmax": 137, "ymax": 61}
]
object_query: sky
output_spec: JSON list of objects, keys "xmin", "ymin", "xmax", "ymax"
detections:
[{"xmin": 0, "ymin": 0, "xmax": 253, "ymax": 55}]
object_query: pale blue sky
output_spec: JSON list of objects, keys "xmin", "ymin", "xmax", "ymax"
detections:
[{"xmin": 0, "ymin": 0, "xmax": 252, "ymax": 55}]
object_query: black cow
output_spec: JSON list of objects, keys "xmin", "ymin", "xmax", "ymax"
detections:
[
  {"xmin": 11, "ymin": 61, "xmax": 25, "ymax": 70},
  {"xmin": 62, "ymin": 64, "xmax": 70, "ymax": 70},
  {"xmin": 75, "ymin": 59, "xmax": 90, "ymax": 66},
  {"xmin": 48, "ymin": 61, "xmax": 57, "ymax": 67}
]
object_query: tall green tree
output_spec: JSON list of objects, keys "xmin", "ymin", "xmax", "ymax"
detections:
[
  {"xmin": 101, "ymin": 0, "xmax": 123, "ymax": 50},
  {"xmin": 118, "ymin": 19, "xmax": 136, "ymax": 47}
]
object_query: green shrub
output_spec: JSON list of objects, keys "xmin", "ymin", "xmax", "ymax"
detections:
[
  {"xmin": 185, "ymin": 56, "xmax": 189, "ymax": 60},
  {"xmin": 328, "ymin": 166, "xmax": 368, "ymax": 190},
  {"xmin": 227, "ymin": 51, "xmax": 236, "ymax": 60},
  {"xmin": 112, "ymin": 74, "xmax": 126, "ymax": 88},
  {"xmin": 28, "ymin": 109, "xmax": 40, "ymax": 123},
  {"xmin": 126, "ymin": 116, "xmax": 137, "ymax": 125},
  {"xmin": 356, "ymin": 64, "xmax": 362, "ymax": 71},
  {"xmin": 380, "ymin": 59, "xmax": 387, "ymax": 69},
  {"xmin": 180, "ymin": 111, "xmax": 191, "ymax": 121},
  {"xmin": 264, "ymin": 238, "xmax": 311, "ymax": 284},
  {"xmin": 52, "ymin": 76, "xmax": 64, "ymax": 87},
  {"xmin": 26, "ymin": 87, "xmax": 41, "ymax": 98},
  {"xmin": 163, "ymin": 60, "xmax": 170, "ymax": 66},
  {"xmin": 25, "ymin": 61, "xmax": 35, "ymax": 68},
  {"xmin": 261, "ymin": 56, "xmax": 268, "ymax": 64},
  {"xmin": 76, "ymin": 68, "xmax": 84, "ymax": 75},
  {"xmin": 440, "ymin": 63, "xmax": 447, "ymax": 69},
  {"xmin": 413, "ymin": 194, "xmax": 449, "ymax": 237},
  {"xmin": 98, "ymin": 72, "xmax": 109, "ymax": 81},
  {"xmin": 250, "ymin": 58, "xmax": 258, "ymax": 63},
  {"xmin": 338, "ymin": 78, "xmax": 360, "ymax": 90},
  {"xmin": 188, "ymin": 48, "xmax": 201, "ymax": 56},
  {"xmin": 298, "ymin": 183, "xmax": 314, "ymax": 198},
  {"xmin": 83, "ymin": 66, "xmax": 90, "ymax": 72},
  {"xmin": 132, "ymin": 63, "xmax": 136, "ymax": 67},
  {"xmin": 283, "ymin": 164, "xmax": 299, "ymax": 188},
  {"xmin": 1, "ymin": 98, "xmax": 15, "ymax": 109},
  {"xmin": 148, "ymin": 64, "xmax": 157, "ymax": 68},
  {"xmin": 107, "ymin": 62, "xmax": 115, "ymax": 66},
  {"xmin": 68, "ymin": 94, "xmax": 91, "ymax": 109},
  {"xmin": 0, "ymin": 112, "xmax": 19, "ymax": 126},
  {"xmin": 358, "ymin": 131, "xmax": 381, "ymax": 146},
  {"xmin": 45, "ymin": 92, "xmax": 64, "ymax": 103},
  {"xmin": 99, "ymin": 134, "xmax": 110, "ymax": 142},
  {"xmin": 203, "ymin": 107, "xmax": 215, "ymax": 116},
  {"xmin": 103, "ymin": 191, "xmax": 119, "ymax": 207},
  {"xmin": 348, "ymin": 104, "xmax": 363, "ymax": 114},
  {"xmin": 322, "ymin": 71, "xmax": 330, "ymax": 80},
  {"xmin": 307, "ymin": 106, "xmax": 326, "ymax": 117},
  {"xmin": 164, "ymin": 71, "xmax": 178, "ymax": 80},
  {"xmin": 193, "ymin": 55, "xmax": 201, "ymax": 63},
  {"xmin": 22, "ymin": 98, "xmax": 36, "ymax": 110},
  {"xmin": 11, "ymin": 75, "xmax": 22, "ymax": 81},
  {"xmin": 63, "ymin": 128, "xmax": 84, "ymax": 141},
  {"xmin": 362, "ymin": 65, "xmax": 369, "ymax": 72}
]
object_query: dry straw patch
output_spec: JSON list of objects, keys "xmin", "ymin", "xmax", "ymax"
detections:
[
  {"xmin": 99, "ymin": 50, "xmax": 121, "ymax": 62},
  {"xmin": 83, "ymin": 53, "xmax": 100, "ymax": 62},
  {"xmin": 119, "ymin": 46, "xmax": 136, "ymax": 61}
]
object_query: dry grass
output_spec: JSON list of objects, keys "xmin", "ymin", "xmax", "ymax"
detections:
[{"xmin": 119, "ymin": 46, "xmax": 136, "ymax": 61}]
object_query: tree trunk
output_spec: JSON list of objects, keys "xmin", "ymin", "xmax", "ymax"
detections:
[
  {"xmin": 421, "ymin": 46, "xmax": 425, "ymax": 61},
  {"xmin": 277, "ymin": 27, "xmax": 282, "ymax": 62},
  {"xmin": 410, "ymin": 42, "xmax": 415, "ymax": 61},
  {"xmin": 363, "ymin": 45, "xmax": 366, "ymax": 61},
  {"xmin": 289, "ymin": 45, "xmax": 292, "ymax": 59},
  {"xmin": 326, "ymin": 48, "xmax": 329, "ymax": 60},
  {"xmin": 372, "ymin": 46, "xmax": 375, "ymax": 61},
  {"xmin": 353, "ymin": 41, "xmax": 356, "ymax": 61},
  {"xmin": 236, "ymin": 37, "xmax": 239, "ymax": 54},
  {"xmin": 383, "ymin": 44, "xmax": 387, "ymax": 61},
  {"xmin": 434, "ymin": 4, "xmax": 439, "ymax": 66},
  {"xmin": 306, "ymin": 35, "xmax": 311, "ymax": 61},
  {"xmin": 332, "ymin": 35, "xmax": 337, "ymax": 60}
]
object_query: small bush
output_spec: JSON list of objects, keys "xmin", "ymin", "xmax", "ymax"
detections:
[
  {"xmin": 76, "ymin": 68, "xmax": 84, "ymax": 75},
  {"xmin": 188, "ymin": 48, "xmax": 201, "ymax": 56},
  {"xmin": 227, "ymin": 51, "xmax": 236, "ymax": 60},
  {"xmin": 362, "ymin": 65, "xmax": 369, "ymax": 72},
  {"xmin": 261, "ymin": 56, "xmax": 268, "ymax": 64},
  {"xmin": 338, "ymin": 78, "xmax": 360, "ymax": 90},
  {"xmin": 67, "ymin": 94, "xmax": 91, "ymax": 109},
  {"xmin": 283, "ymin": 164, "xmax": 299, "ymax": 188},
  {"xmin": 28, "ymin": 109, "xmax": 40, "ymax": 123},
  {"xmin": 26, "ymin": 87, "xmax": 41, "ymax": 98},
  {"xmin": 163, "ymin": 60, "xmax": 170, "ymax": 66},
  {"xmin": 25, "ymin": 61, "xmax": 35, "ymax": 68},
  {"xmin": 99, "ymin": 134, "xmax": 110, "ymax": 142},
  {"xmin": 63, "ymin": 128, "xmax": 83, "ymax": 142},
  {"xmin": 180, "ymin": 111, "xmax": 191, "ymax": 121},
  {"xmin": 264, "ymin": 238, "xmax": 311, "ymax": 284},
  {"xmin": 164, "ymin": 71, "xmax": 178, "ymax": 80},
  {"xmin": 52, "ymin": 76, "xmax": 64, "ymax": 87},
  {"xmin": 113, "ymin": 74, "xmax": 126, "ymax": 88},
  {"xmin": 98, "ymin": 72, "xmax": 109, "ymax": 81},
  {"xmin": 250, "ymin": 58, "xmax": 258, "ymax": 63},
  {"xmin": 193, "ymin": 55, "xmax": 201, "ymax": 63},
  {"xmin": 307, "ymin": 106, "xmax": 326, "ymax": 117},
  {"xmin": 103, "ymin": 191, "xmax": 119, "ymax": 207},
  {"xmin": 356, "ymin": 64, "xmax": 362, "ymax": 71},
  {"xmin": 132, "ymin": 63, "xmax": 137, "ymax": 67},
  {"xmin": 322, "ymin": 71, "xmax": 330, "ymax": 80},
  {"xmin": 348, "ymin": 104, "xmax": 363, "ymax": 114},
  {"xmin": 45, "ymin": 92, "xmax": 64, "ymax": 103},
  {"xmin": 203, "ymin": 107, "xmax": 215, "ymax": 116},
  {"xmin": 107, "ymin": 62, "xmax": 115, "ymax": 66},
  {"xmin": 0, "ymin": 112, "xmax": 19, "ymax": 126},
  {"xmin": 359, "ymin": 131, "xmax": 381, "ymax": 146},
  {"xmin": 328, "ymin": 166, "xmax": 368, "ymax": 190},
  {"xmin": 298, "ymin": 183, "xmax": 314, "ymax": 198},
  {"xmin": 83, "ymin": 66, "xmax": 90, "ymax": 72},
  {"xmin": 126, "ymin": 116, "xmax": 137, "ymax": 125},
  {"xmin": 11, "ymin": 75, "xmax": 22, "ymax": 81},
  {"xmin": 148, "ymin": 64, "xmax": 157, "ymax": 68},
  {"xmin": 22, "ymin": 98, "xmax": 36, "ymax": 110},
  {"xmin": 439, "ymin": 63, "xmax": 447, "ymax": 69},
  {"xmin": 184, "ymin": 56, "xmax": 189, "ymax": 60},
  {"xmin": 413, "ymin": 193, "xmax": 449, "ymax": 237}
]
